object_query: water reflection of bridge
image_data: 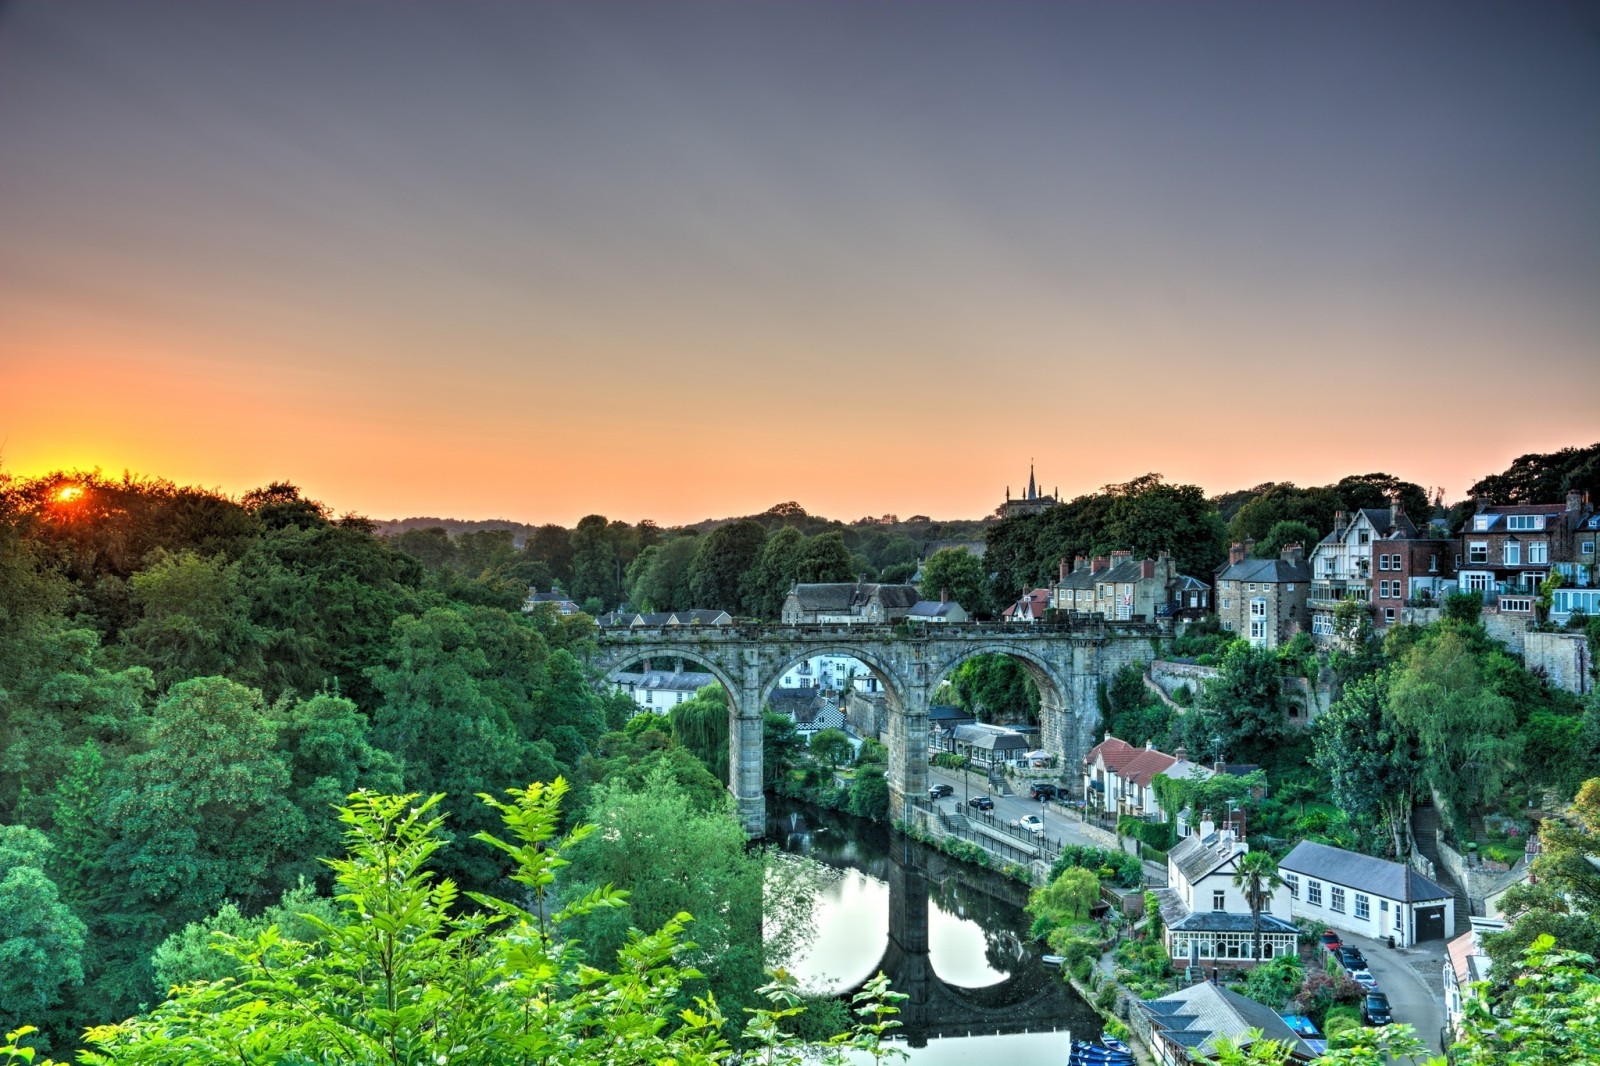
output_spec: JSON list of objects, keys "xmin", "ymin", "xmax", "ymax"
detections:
[{"xmin": 777, "ymin": 806, "xmax": 1091, "ymax": 1048}]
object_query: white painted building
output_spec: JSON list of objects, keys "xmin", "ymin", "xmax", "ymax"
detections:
[
  {"xmin": 1156, "ymin": 822, "xmax": 1296, "ymax": 969},
  {"xmin": 608, "ymin": 664, "xmax": 717, "ymax": 713},
  {"xmin": 1278, "ymin": 841, "xmax": 1454, "ymax": 946},
  {"xmin": 775, "ymin": 654, "xmax": 882, "ymax": 695}
]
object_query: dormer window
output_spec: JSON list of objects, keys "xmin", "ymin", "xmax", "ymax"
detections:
[
  {"xmin": 1506, "ymin": 515, "xmax": 1544, "ymax": 531},
  {"xmin": 1474, "ymin": 515, "xmax": 1490, "ymax": 531}
]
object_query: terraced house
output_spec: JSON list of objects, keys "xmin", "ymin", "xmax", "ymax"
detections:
[
  {"xmin": 1212, "ymin": 543, "xmax": 1309, "ymax": 649},
  {"xmin": 1459, "ymin": 490, "xmax": 1598, "ymax": 624}
]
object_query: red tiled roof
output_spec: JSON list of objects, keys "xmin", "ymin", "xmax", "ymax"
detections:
[
  {"xmin": 1120, "ymin": 748, "xmax": 1179, "ymax": 786},
  {"xmin": 1085, "ymin": 735, "xmax": 1137, "ymax": 769}
]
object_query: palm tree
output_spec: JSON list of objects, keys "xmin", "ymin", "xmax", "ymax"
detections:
[{"xmin": 1232, "ymin": 850, "xmax": 1285, "ymax": 964}]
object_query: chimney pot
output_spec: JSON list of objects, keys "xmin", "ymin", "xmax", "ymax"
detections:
[
  {"xmin": 1175, "ymin": 745, "xmax": 1188, "ymax": 761},
  {"xmin": 1229, "ymin": 543, "xmax": 1246, "ymax": 565},
  {"xmin": 1569, "ymin": 489, "xmax": 1585, "ymax": 512},
  {"xmin": 1059, "ymin": 557, "xmax": 1069, "ymax": 581}
]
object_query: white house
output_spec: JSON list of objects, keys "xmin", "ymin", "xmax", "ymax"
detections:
[
  {"xmin": 1155, "ymin": 821, "xmax": 1297, "ymax": 969},
  {"xmin": 1278, "ymin": 841, "xmax": 1454, "ymax": 946},
  {"xmin": 776, "ymin": 654, "xmax": 882, "ymax": 694},
  {"xmin": 608, "ymin": 664, "xmax": 717, "ymax": 713},
  {"xmin": 1444, "ymin": 919, "xmax": 1503, "ymax": 1038},
  {"xmin": 1081, "ymin": 734, "xmax": 1214, "ymax": 822}
]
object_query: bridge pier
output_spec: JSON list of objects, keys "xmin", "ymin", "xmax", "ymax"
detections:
[
  {"xmin": 886, "ymin": 673, "xmax": 931, "ymax": 821},
  {"xmin": 729, "ymin": 694, "xmax": 766, "ymax": 835}
]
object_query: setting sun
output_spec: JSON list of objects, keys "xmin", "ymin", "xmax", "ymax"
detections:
[{"xmin": 56, "ymin": 485, "xmax": 85, "ymax": 503}]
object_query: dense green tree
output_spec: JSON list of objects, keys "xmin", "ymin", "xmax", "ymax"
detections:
[
  {"xmin": 1252, "ymin": 520, "xmax": 1321, "ymax": 559},
  {"xmin": 568, "ymin": 515, "xmax": 619, "ymax": 606},
  {"xmin": 1312, "ymin": 671, "xmax": 1422, "ymax": 857},
  {"xmin": 625, "ymin": 535, "xmax": 699, "ymax": 612},
  {"xmin": 669, "ymin": 684, "xmax": 731, "ymax": 784},
  {"xmin": 688, "ymin": 520, "xmax": 767, "ymax": 614},
  {"xmin": 740, "ymin": 526, "xmax": 805, "ymax": 619},
  {"xmin": 562, "ymin": 773, "xmax": 770, "ymax": 1031},
  {"xmin": 1388, "ymin": 627, "xmax": 1520, "ymax": 837},
  {"xmin": 1098, "ymin": 474, "xmax": 1228, "ymax": 577},
  {"xmin": 945, "ymin": 654, "xmax": 1040, "ymax": 723},
  {"xmin": 1468, "ymin": 442, "xmax": 1600, "ymax": 506},
  {"xmin": 104, "ymin": 678, "xmax": 305, "ymax": 930},
  {"xmin": 524, "ymin": 522, "xmax": 574, "ymax": 586},
  {"xmin": 792, "ymin": 532, "xmax": 855, "ymax": 584},
  {"xmin": 847, "ymin": 768, "xmax": 890, "ymax": 822},
  {"xmin": 148, "ymin": 880, "xmax": 338, "ymax": 991},
  {"xmin": 1197, "ymin": 642, "xmax": 1284, "ymax": 764},
  {"xmin": 0, "ymin": 828, "xmax": 86, "ymax": 1033},
  {"xmin": 919, "ymin": 547, "xmax": 990, "ymax": 616},
  {"xmin": 763, "ymin": 712, "xmax": 803, "ymax": 788},
  {"xmin": 120, "ymin": 550, "xmax": 262, "ymax": 690},
  {"xmin": 388, "ymin": 526, "xmax": 456, "ymax": 570},
  {"xmin": 808, "ymin": 728, "xmax": 854, "ymax": 772},
  {"xmin": 1028, "ymin": 866, "xmax": 1100, "ymax": 929}
]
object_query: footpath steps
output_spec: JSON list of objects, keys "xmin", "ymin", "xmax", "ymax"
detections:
[{"xmin": 1412, "ymin": 805, "xmax": 1472, "ymax": 937}]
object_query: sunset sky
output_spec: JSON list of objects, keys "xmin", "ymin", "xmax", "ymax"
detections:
[{"xmin": 2, "ymin": 1, "xmax": 1597, "ymax": 527}]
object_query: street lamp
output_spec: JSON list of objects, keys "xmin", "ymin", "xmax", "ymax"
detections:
[{"xmin": 1211, "ymin": 733, "xmax": 1225, "ymax": 768}]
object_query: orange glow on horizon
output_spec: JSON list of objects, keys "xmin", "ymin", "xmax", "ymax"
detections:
[{"xmin": 55, "ymin": 485, "xmax": 85, "ymax": 503}]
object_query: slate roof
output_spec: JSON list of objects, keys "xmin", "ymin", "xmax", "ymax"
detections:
[
  {"xmin": 768, "ymin": 687, "xmax": 821, "ymax": 716},
  {"xmin": 1214, "ymin": 557, "xmax": 1310, "ymax": 584},
  {"xmin": 952, "ymin": 723, "xmax": 1030, "ymax": 751},
  {"xmin": 1169, "ymin": 911, "xmax": 1298, "ymax": 934},
  {"xmin": 908, "ymin": 600, "xmax": 961, "ymax": 617},
  {"xmin": 1170, "ymin": 832, "xmax": 1244, "ymax": 887},
  {"xmin": 1142, "ymin": 982, "xmax": 1317, "ymax": 1061},
  {"xmin": 928, "ymin": 704, "xmax": 975, "ymax": 725},
  {"xmin": 873, "ymin": 584, "xmax": 922, "ymax": 608},
  {"xmin": 1279, "ymin": 841, "xmax": 1451, "ymax": 903},
  {"xmin": 788, "ymin": 583, "xmax": 863, "ymax": 610},
  {"xmin": 610, "ymin": 669, "xmax": 717, "ymax": 693},
  {"xmin": 673, "ymin": 609, "xmax": 732, "ymax": 625}
]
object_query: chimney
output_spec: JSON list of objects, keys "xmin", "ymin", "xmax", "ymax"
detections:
[
  {"xmin": 1111, "ymin": 550, "xmax": 1132, "ymax": 562},
  {"xmin": 1074, "ymin": 555, "xmax": 1089, "ymax": 573},
  {"xmin": 1281, "ymin": 543, "xmax": 1304, "ymax": 565},
  {"xmin": 1475, "ymin": 498, "xmax": 1492, "ymax": 514},
  {"xmin": 1175, "ymin": 745, "xmax": 1188, "ymax": 761},
  {"xmin": 1229, "ymin": 542, "xmax": 1246, "ymax": 565},
  {"xmin": 1243, "ymin": 538, "xmax": 1255, "ymax": 558},
  {"xmin": 1059, "ymin": 557, "xmax": 1070, "ymax": 581},
  {"xmin": 1333, "ymin": 510, "xmax": 1347, "ymax": 534},
  {"xmin": 1569, "ymin": 489, "xmax": 1586, "ymax": 513},
  {"xmin": 1199, "ymin": 812, "xmax": 1216, "ymax": 840},
  {"xmin": 940, "ymin": 587, "xmax": 949, "ymax": 604},
  {"xmin": 1142, "ymin": 558, "xmax": 1156, "ymax": 579},
  {"xmin": 1092, "ymin": 555, "xmax": 1110, "ymax": 573},
  {"xmin": 1391, "ymin": 498, "xmax": 1405, "ymax": 529},
  {"xmin": 1146, "ymin": 740, "xmax": 1155, "ymax": 750}
]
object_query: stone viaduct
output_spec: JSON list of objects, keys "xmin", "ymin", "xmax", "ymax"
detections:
[{"xmin": 591, "ymin": 619, "xmax": 1169, "ymax": 834}]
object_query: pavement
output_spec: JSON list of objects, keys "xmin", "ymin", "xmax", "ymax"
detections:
[{"xmin": 1323, "ymin": 929, "xmax": 1449, "ymax": 1054}]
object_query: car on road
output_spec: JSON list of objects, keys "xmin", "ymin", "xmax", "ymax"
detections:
[
  {"xmin": 928, "ymin": 783, "xmax": 954, "ymax": 799},
  {"xmin": 1319, "ymin": 930, "xmax": 1342, "ymax": 952},
  {"xmin": 968, "ymin": 795, "xmax": 995, "ymax": 811},
  {"xmin": 1337, "ymin": 946, "xmax": 1366, "ymax": 970},
  {"xmin": 1012, "ymin": 813, "xmax": 1045, "ymax": 836},
  {"xmin": 1029, "ymin": 783, "xmax": 1059, "ymax": 801},
  {"xmin": 1361, "ymin": 991, "xmax": 1393, "ymax": 1026},
  {"xmin": 1349, "ymin": 967, "xmax": 1379, "ymax": 991}
]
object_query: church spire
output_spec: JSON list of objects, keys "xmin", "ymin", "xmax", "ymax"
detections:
[{"xmin": 1028, "ymin": 460, "xmax": 1037, "ymax": 500}]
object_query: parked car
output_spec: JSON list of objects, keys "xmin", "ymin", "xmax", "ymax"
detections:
[
  {"xmin": 1362, "ymin": 992, "xmax": 1393, "ymax": 1026},
  {"xmin": 1012, "ymin": 813, "xmax": 1045, "ymax": 836},
  {"xmin": 1349, "ymin": 967, "xmax": 1379, "ymax": 991},
  {"xmin": 1319, "ymin": 930, "xmax": 1343, "ymax": 952},
  {"xmin": 968, "ymin": 795, "xmax": 995, "ymax": 811},
  {"xmin": 1029, "ymin": 783, "xmax": 1059, "ymax": 801},
  {"xmin": 928, "ymin": 783, "xmax": 954, "ymax": 799},
  {"xmin": 1337, "ymin": 946, "xmax": 1366, "ymax": 970}
]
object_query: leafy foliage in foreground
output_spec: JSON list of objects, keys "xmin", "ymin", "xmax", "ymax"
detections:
[{"xmin": 3, "ymin": 780, "xmax": 906, "ymax": 1066}]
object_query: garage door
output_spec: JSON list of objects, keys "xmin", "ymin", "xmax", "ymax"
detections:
[{"xmin": 1416, "ymin": 905, "xmax": 1446, "ymax": 942}]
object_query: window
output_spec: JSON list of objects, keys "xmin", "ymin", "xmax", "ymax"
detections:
[
  {"xmin": 1584, "ymin": 541, "xmax": 1596, "ymax": 556},
  {"xmin": 1249, "ymin": 583, "xmax": 1257, "ymax": 593},
  {"xmin": 1358, "ymin": 530, "xmax": 1370, "ymax": 544},
  {"xmin": 1528, "ymin": 541, "xmax": 1548, "ymax": 564},
  {"xmin": 1474, "ymin": 515, "xmax": 1490, "ymax": 531},
  {"xmin": 1313, "ymin": 614, "xmax": 1334, "ymax": 636},
  {"xmin": 1378, "ymin": 554, "xmax": 1390, "ymax": 571},
  {"xmin": 1331, "ymin": 886, "xmax": 1346, "ymax": 913},
  {"xmin": 1500, "ymin": 597, "xmax": 1532, "ymax": 613},
  {"xmin": 1395, "ymin": 907, "xmax": 1402, "ymax": 931},
  {"xmin": 1468, "ymin": 542, "xmax": 1488, "ymax": 564},
  {"xmin": 1222, "ymin": 619, "xmax": 1234, "ymax": 631},
  {"xmin": 1307, "ymin": 880, "xmax": 1322, "ymax": 906},
  {"xmin": 1466, "ymin": 573, "xmax": 1491, "ymax": 591},
  {"xmin": 1429, "ymin": 555, "xmax": 1438, "ymax": 573},
  {"xmin": 1286, "ymin": 583, "xmax": 1295, "ymax": 591},
  {"xmin": 1250, "ymin": 598, "xmax": 1267, "ymax": 618},
  {"xmin": 1355, "ymin": 894, "xmax": 1370, "ymax": 920},
  {"xmin": 1507, "ymin": 515, "xmax": 1544, "ymax": 531},
  {"xmin": 1284, "ymin": 873, "xmax": 1299, "ymax": 899},
  {"xmin": 645, "ymin": 691, "xmax": 654, "ymax": 705},
  {"xmin": 1213, "ymin": 890, "xmax": 1226, "ymax": 911},
  {"xmin": 1384, "ymin": 608, "xmax": 1396, "ymax": 622},
  {"xmin": 1222, "ymin": 598, "xmax": 1231, "ymax": 610},
  {"xmin": 1250, "ymin": 619, "xmax": 1267, "ymax": 641},
  {"xmin": 1504, "ymin": 541, "xmax": 1521, "ymax": 566}
]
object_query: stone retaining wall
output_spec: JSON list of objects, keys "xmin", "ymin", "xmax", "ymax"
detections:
[{"xmin": 1435, "ymin": 832, "xmax": 1531, "ymax": 917}]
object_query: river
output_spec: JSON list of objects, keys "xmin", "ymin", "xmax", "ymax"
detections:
[{"xmin": 767, "ymin": 799, "xmax": 1104, "ymax": 1064}]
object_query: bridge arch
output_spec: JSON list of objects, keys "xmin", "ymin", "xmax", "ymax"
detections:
[
  {"xmin": 759, "ymin": 644, "xmax": 910, "ymax": 714},
  {"xmin": 598, "ymin": 647, "xmax": 744, "ymax": 710}
]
